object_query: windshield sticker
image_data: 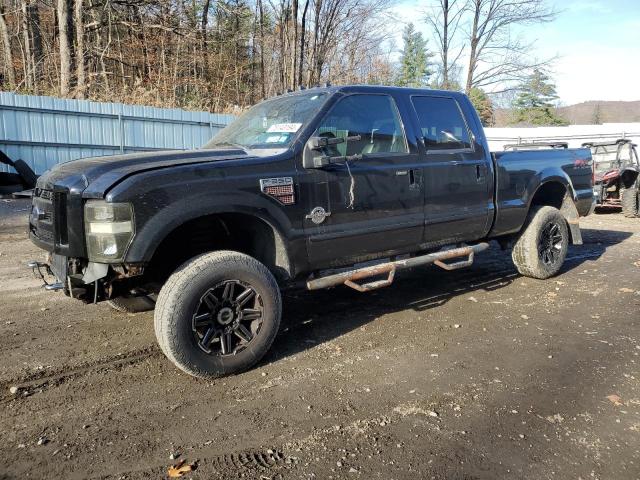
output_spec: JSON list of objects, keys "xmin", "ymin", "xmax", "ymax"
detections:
[
  {"xmin": 265, "ymin": 134, "xmax": 288, "ymax": 143},
  {"xmin": 267, "ymin": 123, "xmax": 302, "ymax": 133}
]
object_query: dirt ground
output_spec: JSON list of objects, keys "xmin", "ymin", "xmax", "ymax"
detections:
[{"xmin": 1, "ymin": 198, "xmax": 639, "ymax": 480}]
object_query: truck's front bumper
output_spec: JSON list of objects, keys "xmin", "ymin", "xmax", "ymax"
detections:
[{"xmin": 28, "ymin": 253, "xmax": 69, "ymax": 292}]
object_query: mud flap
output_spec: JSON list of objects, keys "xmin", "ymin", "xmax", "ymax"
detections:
[{"xmin": 560, "ymin": 194, "xmax": 582, "ymax": 245}]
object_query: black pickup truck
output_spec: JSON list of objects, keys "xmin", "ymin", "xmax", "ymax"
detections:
[{"xmin": 28, "ymin": 85, "xmax": 595, "ymax": 378}]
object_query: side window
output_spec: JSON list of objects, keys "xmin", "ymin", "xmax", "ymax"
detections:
[
  {"xmin": 315, "ymin": 94, "xmax": 408, "ymax": 156},
  {"xmin": 412, "ymin": 96, "xmax": 472, "ymax": 151}
]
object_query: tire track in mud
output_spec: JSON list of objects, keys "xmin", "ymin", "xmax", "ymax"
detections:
[{"xmin": 0, "ymin": 346, "xmax": 162, "ymax": 400}]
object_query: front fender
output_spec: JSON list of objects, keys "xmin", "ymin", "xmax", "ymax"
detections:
[{"xmin": 123, "ymin": 191, "xmax": 295, "ymax": 263}]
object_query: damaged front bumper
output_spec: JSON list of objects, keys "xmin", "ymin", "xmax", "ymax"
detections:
[{"xmin": 27, "ymin": 254, "xmax": 141, "ymax": 303}]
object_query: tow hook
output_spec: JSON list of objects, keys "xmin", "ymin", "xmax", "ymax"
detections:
[{"xmin": 27, "ymin": 260, "xmax": 56, "ymax": 288}]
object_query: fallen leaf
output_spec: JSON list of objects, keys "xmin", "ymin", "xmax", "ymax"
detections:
[
  {"xmin": 168, "ymin": 460, "xmax": 196, "ymax": 478},
  {"xmin": 606, "ymin": 394, "xmax": 623, "ymax": 406}
]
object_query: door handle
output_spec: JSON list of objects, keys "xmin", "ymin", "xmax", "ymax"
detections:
[
  {"xmin": 476, "ymin": 164, "xmax": 485, "ymax": 182},
  {"xmin": 396, "ymin": 169, "xmax": 417, "ymax": 187}
]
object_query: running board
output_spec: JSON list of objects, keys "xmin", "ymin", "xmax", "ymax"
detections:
[{"xmin": 306, "ymin": 243, "xmax": 490, "ymax": 292}]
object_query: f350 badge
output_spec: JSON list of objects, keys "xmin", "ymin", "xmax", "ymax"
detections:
[{"xmin": 305, "ymin": 207, "xmax": 331, "ymax": 225}]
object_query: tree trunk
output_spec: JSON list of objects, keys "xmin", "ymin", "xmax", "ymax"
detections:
[
  {"xmin": 0, "ymin": 2, "xmax": 15, "ymax": 88},
  {"xmin": 201, "ymin": 0, "xmax": 211, "ymax": 78},
  {"xmin": 58, "ymin": 0, "xmax": 72, "ymax": 95},
  {"xmin": 257, "ymin": 0, "xmax": 265, "ymax": 98},
  {"xmin": 442, "ymin": 0, "xmax": 448, "ymax": 89},
  {"xmin": 74, "ymin": 0, "xmax": 85, "ymax": 97},
  {"xmin": 20, "ymin": 1, "xmax": 33, "ymax": 89},
  {"xmin": 290, "ymin": 0, "xmax": 298, "ymax": 90},
  {"xmin": 465, "ymin": 1, "xmax": 480, "ymax": 94},
  {"xmin": 298, "ymin": 0, "xmax": 309, "ymax": 87}
]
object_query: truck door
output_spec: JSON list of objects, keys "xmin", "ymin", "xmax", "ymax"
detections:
[
  {"xmin": 299, "ymin": 93, "xmax": 424, "ymax": 270},
  {"xmin": 410, "ymin": 95, "xmax": 492, "ymax": 244}
]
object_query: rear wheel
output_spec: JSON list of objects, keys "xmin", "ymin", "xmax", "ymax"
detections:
[
  {"xmin": 512, "ymin": 206, "xmax": 569, "ymax": 279},
  {"xmin": 154, "ymin": 251, "xmax": 281, "ymax": 378},
  {"xmin": 621, "ymin": 187, "xmax": 639, "ymax": 217}
]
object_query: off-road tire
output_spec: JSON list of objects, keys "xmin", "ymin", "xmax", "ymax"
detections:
[
  {"xmin": 621, "ymin": 187, "xmax": 639, "ymax": 218},
  {"xmin": 512, "ymin": 206, "xmax": 569, "ymax": 279},
  {"xmin": 107, "ymin": 295, "xmax": 156, "ymax": 313},
  {"xmin": 154, "ymin": 251, "xmax": 281, "ymax": 378}
]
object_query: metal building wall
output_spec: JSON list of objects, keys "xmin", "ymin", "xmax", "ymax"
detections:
[{"xmin": 0, "ymin": 92, "xmax": 235, "ymax": 175}]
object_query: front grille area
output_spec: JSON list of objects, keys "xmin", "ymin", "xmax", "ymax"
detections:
[{"xmin": 30, "ymin": 188, "xmax": 68, "ymax": 248}]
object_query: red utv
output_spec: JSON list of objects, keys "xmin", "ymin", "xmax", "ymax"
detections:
[{"xmin": 583, "ymin": 139, "xmax": 640, "ymax": 217}]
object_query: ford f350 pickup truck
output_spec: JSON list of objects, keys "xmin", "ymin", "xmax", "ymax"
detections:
[{"xmin": 28, "ymin": 85, "xmax": 595, "ymax": 378}]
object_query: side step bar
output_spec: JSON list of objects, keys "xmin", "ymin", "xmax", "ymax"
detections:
[{"xmin": 307, "ymin": 243, "xmax": 490, "ymax": 292}]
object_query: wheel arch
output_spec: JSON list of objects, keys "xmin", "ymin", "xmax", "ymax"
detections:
[
  {"xmin": 129, "ymin": 207, "xmax": 294, "ymax": 284},
  {"xmin": 526, "ymin": 177, "xmax": 583, "ymax": 245}
]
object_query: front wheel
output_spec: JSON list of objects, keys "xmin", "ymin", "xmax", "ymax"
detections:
[
  {"xmin": 511, "ymin": 206, "xmax": 569, "ymax": 279},
  {"xmin": 154, "ymin": 251, "xmax": 282, "ymax": 379}
]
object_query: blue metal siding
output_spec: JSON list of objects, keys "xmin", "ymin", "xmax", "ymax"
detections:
[{"xmin": 0, "ymin": 92, "xmax": 234, "ymax": 175}]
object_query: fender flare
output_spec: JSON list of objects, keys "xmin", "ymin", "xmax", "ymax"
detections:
[
  {"xmin": 124, "ymin": 192, "xmax": 295, "ymax": 276},
  {"xmin": 525, "ymin": 167, "xmax": 577, "ymax": 211},
  {"xmin": 526, "ymin": 169, "xmax": 582, "ymax": 245}
]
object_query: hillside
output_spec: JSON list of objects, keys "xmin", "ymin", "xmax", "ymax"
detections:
[{"xmin": 494, "ymin": 100, "xmax": 640, "ymax": 126}]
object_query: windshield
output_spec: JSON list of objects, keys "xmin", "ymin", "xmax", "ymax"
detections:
[{"xmin": 203, "ymin": 91, "xmax": 330, "ymax": 153}]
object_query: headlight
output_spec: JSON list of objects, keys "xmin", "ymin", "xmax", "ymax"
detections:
[{"xmin": 84, "ymin": 201, "xmax": 134, "ymax": 262}]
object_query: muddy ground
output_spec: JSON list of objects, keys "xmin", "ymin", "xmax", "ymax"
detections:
[{"xmin": 0, "ymin": 198, "xmax": 639, "ymax": 480}]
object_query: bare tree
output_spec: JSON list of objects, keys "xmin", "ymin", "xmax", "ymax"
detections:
[
  {"xmin": 0, "ymin": 0, "xmax": 398, "ymax": 110},
  {"xmin": 0, "ymin": 0, "xmax": 15, "ymax": 88},
  {"xmin": 464, "ymin": 0, "xmax": 554, "ymax": 94},
  {"xmin": 74, "ymin": 0, "xmax": 85, "ymax": 97},
  {"xmin": 57, "ymin": 0, "xmax": 72, "ymax": 95},
  {"xmin": 17, "ymin": 1, "xmax": 47, "ymax": 90},
  {"xmin": 297, "ymin": 0, "xmax": 309, "ymax": 86},
  {"xmin": 425, "ymin": 0, "xmax": 465, "ymax": 89}
]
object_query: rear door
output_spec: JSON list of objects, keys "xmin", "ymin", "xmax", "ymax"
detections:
[
  {"xmin": 299, "ymin": 93, "xmax": 424, "ymax": 269},
  {"xmin": 410, "ymin": 95, "xmax": 492, "ymax": 244}
]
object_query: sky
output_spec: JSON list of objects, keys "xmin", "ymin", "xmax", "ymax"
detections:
[{"xmin": 391, "ymin": 0, "xmax": 640, "ymax": 105}]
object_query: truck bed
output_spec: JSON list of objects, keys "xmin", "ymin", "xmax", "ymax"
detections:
[{"xmin": 490, "ymin": 147, "xmax": 593, "ymax": 237}]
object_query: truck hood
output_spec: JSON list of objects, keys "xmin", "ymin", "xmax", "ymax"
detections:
[{"xmin": 38, "ymin": 148, "xmax": 251, "ymax": 197}]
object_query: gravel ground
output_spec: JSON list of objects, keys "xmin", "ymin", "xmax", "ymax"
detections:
[{"xmin": 1, "ymin": 198, "xmax": 639, "ymax": 480}]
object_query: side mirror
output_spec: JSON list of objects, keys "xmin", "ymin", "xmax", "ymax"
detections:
[
  {"xmin": 309, "ymin": 136, "xmax": 344, "ymax": 149},
  {"xmin": 304, "ymin": 136, "xmax": 342, "ymax": 169},
  {"xmin": 303, "ymin": 134, "xmax": 362, "ymax": 169}
]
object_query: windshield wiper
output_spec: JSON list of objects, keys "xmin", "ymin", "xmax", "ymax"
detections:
[{"xmin": 210, "ymin": 142, "xmax": 249, "ymax": 152}]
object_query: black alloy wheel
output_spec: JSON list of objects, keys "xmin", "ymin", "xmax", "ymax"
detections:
[
  {"xmin": 538, "ymin": 221, "xmax": 564, "ymax": 266},
  {"xmin": 192, "ymin": 280, "xmax": 264, "ymax": 356}
]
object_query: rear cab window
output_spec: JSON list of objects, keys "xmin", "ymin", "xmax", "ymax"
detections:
[
  {"xmin": 411, "ymin": 96, "xmax": 472, "ymax": 152},
  {"xmin": 314, "ymin": 94, "xmax": 409, "ymax": 157}
]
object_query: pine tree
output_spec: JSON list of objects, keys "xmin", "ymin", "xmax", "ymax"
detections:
[
  {"xmin": 397, "ymin": 23, "xmax": 433, "ymax": 87},
  {"xmin": 468, "ymin": 87, "xmax": 493, "ymax": 126},
  {"xmin": 511, "ymin": 69, "xmax": 567, "ymax": 125},
  {"xmin": 592, "ymin": 103, "xmax": 602, "ymax": 125}
]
